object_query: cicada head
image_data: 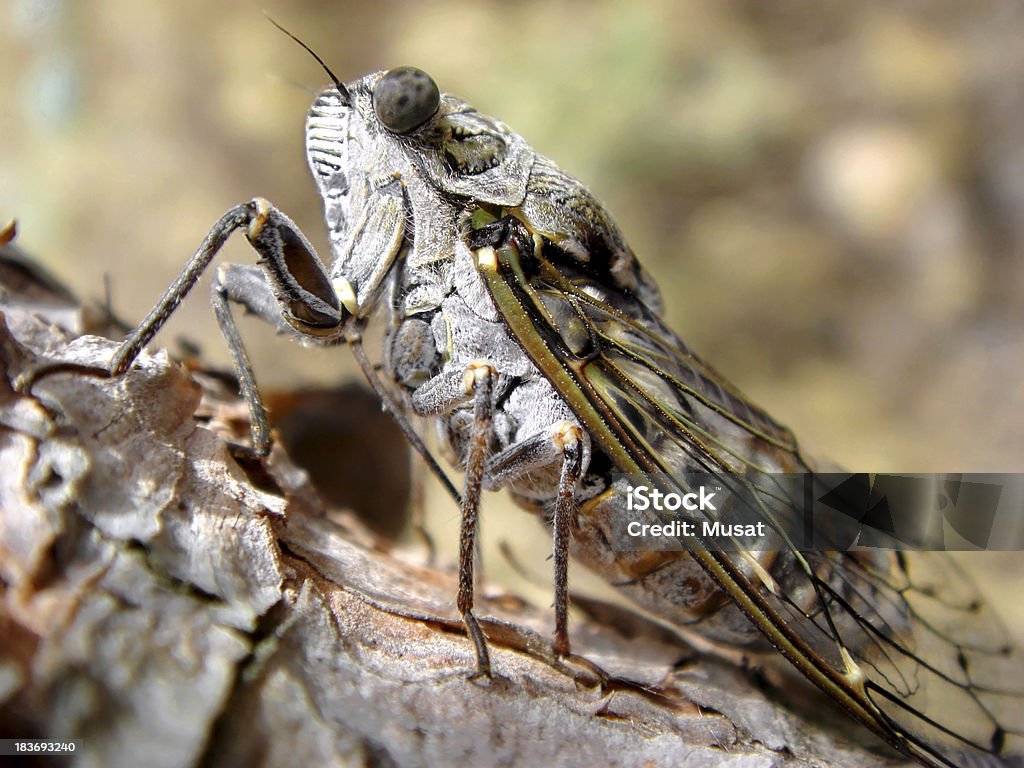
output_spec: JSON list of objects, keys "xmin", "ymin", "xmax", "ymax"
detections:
[
  {"xmin": 308, "ymin": 67, "xmax": 536, "ymax": 212},
  {"xmin": 304, "ymin": 68, "xmax": 538, "ymax": 313}
]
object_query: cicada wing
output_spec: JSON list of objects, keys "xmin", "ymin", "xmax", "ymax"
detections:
[{"xmin": 475, "ymin": 235, "xmax": 1024, "ymax": 767}]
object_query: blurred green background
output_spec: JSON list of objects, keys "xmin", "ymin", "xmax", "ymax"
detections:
[{"xmin": 3, "ymin": 2, "xmax": 1023, "ymax": 620}]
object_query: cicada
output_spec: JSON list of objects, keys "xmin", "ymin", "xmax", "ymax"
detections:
[{"xmin": 50, "ymin": 31, "xmax": 1022, "ymax": 768}]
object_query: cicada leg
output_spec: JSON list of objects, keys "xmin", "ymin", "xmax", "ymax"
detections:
[
  {"xmin": 477, "ymin": 417, "xmax": 587, "ymax": 662},
  {"xmin": 549, "ymin": 421, "xmax": 583, "ymax": 658},
  {"xmin": 17, "ymin": 198, "xmax": 345, "ymax": 455},
  {"xmin": 459, "ymin": 360, "xmax": 499, "ymax": 678},
  {"xmin": 458, "ymin": 362, "xmax": 586, "ymax": 673}
]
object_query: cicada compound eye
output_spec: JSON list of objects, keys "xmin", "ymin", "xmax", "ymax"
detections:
[{"xmin": 374, "ymin": 66, "xmax": 440, "ymax": 134}]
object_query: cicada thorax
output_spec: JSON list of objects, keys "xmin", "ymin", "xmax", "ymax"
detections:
[{"xmin": 369, "ymin": 235, "xmax": 583, "ymax": 515}]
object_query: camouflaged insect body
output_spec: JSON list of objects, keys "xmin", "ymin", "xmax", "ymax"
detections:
[{"xmin": 308, "ymin": 71, "xmax": 803, "ymax": 645}]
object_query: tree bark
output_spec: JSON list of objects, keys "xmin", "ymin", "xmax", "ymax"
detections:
[{"xmin": 0, "ymin": 242, "xmax": 912, "ymax": 767}]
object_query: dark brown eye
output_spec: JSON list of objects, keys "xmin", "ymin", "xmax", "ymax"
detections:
[{"xmin": 373, "ymin": 67, "xmax": 440, "ymax": 134}]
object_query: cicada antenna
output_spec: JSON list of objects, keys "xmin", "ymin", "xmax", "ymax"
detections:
[{"xmin": 265, "ymin": 15, "xmax": 351, "ymax": 105}]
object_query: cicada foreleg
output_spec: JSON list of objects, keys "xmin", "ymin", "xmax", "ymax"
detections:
[{"xmin": 18, "ymin": 198, "xmax": 345, "ymax": 455}]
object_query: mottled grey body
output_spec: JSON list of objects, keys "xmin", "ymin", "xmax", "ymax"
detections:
[{"xmin": 306, "ymin": 75, "xmax": 822, "ymax": 647}]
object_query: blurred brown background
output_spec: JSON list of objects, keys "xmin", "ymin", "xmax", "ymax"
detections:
[{"xmin": 3, "ymin": 2, "xmax": 1023, "ymax": 620}]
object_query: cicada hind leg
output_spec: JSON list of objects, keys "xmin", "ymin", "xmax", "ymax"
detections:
[
  {"xmin": 457, "ymin": 358, "xmax": 586, "ymax": 676},
  {"xmin": 458, "ymin": 360, "xmax": 498, "ymax": 678}
]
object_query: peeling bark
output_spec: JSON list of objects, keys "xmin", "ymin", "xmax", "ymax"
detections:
[{"xmin": 0, "ymin": 245, "xmax": 912, "ymax": 767}]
